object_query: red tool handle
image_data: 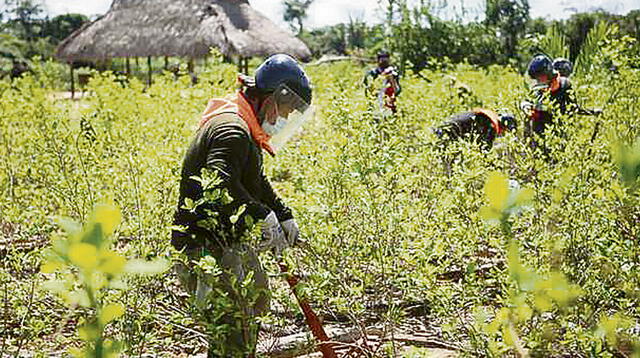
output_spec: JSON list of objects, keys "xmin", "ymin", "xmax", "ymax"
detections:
[{"xmin": 278, "ymin": 262, "xmax": 338, "ymax": 358}]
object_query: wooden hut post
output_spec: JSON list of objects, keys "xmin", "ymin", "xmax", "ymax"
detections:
[
  {"xmin": 147, "ymin": 56, "xmax": 152, "ymax": 86},
  {"xmin": 238, "ymin": 56, "xmax": 249, "ymax": 74},
  {"xmin": 125, "ymin": 57, "xmax": 131, "ymax": 76},
  {"xmin": 188, "ymin": 58, "xmax": 196, "ymax": 84},
  {"xmin": 164, "ymin": 56, "xmax": 169, "ymax": 70},
  {"xmin": 188, "ymin": 58, "xmax": 195, "ymax": 73},
  {"xmin": 70, "ymin": 62, "xmax": 75, "ymax": 100}
]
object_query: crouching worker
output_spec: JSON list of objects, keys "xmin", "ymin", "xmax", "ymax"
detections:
[
  {"xmin": 171, "ymin": 54, "xmax": 313, "ymax": 357},
  {"xmin": 434, "ymin": 108, "xmax": 516, "ymax": 149}
]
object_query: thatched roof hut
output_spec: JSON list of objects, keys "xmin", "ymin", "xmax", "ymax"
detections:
[{"xmin": 55, "ymin": 0, "xmax": 311, "ymax": 62}]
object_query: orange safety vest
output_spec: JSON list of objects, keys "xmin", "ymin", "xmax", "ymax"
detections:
[
  {"xmin": 199, "ymin": 92, "xmax": 275, "ymax": 156},
  {"xmin": 473, "ymin": 108, "xmax": 503, "ymax": 136},
  {"xmin": 548, "ymin": 73, "xmax": 571, "ymax": 94}
]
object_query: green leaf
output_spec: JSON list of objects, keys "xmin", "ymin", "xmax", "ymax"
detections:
[
  {"xmin": 41, "ymin": 279, "xmax": 67, "ymax": 294},
  {"xmin": 513, "ymin": 187, "xmax": 534, "ymax": 206},
  {"xmin": 230, "ymin": 204, "xmax": 246, "ymax": 224},
  {"xmin": 99, "ymin": 303, "xmax": 125, "ymax": 325},
  {"xmin": 181, "ymin": 197, "xmax": 196, "ymax": 212},
  {"xmin": 484, "ymin": 171, "xmax": 509, "ymax": 210},
  {"xmin": 55, "ymin": 217, "xmax": 82, "ymax": 241},
  {"xmin": 613, "ymin": 137, "xmax": 640, "ymax": 187},
  {"xmin": 81, "ymin": 223, "xmax": 104, "ymax": 248},
  {"xmin": 92, "ymin": 202, "xmax": 121, "ymax": 237},
  {"xmin": 124, "ymin": 258, "xmax": 170, "ymax": 276},
  {"xmin": 68, "ymin": 243, "xmax": 98, "ymax": 270},
  {"xmin": 98, "ymin": 249, "xmax": 127, "ymax": 275},
  {"xmin": 479, "ymin": 205, "xmax": 502, "ymax": 221}
]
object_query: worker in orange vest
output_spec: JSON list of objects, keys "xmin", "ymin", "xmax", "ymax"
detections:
[
  {"xmin": 521, "ymin": 54, "xmax": 601, "ymax": 138},
  {"xmin": 172, "ymin": 54, "xmax": 313, "ymax": 357},
  {"xmin": 434, "ymin": 108, "xmax": 516, "ymax": 149}
]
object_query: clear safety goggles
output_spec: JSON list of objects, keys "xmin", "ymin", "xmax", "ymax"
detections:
[{"xmin": 267, "ymin": 83, "xmax": 314, "ymax": 152}]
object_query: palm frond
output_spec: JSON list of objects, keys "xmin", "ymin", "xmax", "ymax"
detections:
[
  {"xmin": 540, "ymin": 25, "xmax": 569, "ymax": 59},
  {"xmin": 574, "ymin": 21, "xmax": 615, "ymax": 77}
]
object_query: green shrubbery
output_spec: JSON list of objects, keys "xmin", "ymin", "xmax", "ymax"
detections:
[{"xmin": 0, "ymin": 39, "xmax": 638, "ymax": 357}]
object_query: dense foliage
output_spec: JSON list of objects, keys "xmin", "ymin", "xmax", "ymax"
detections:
[{"xmin": 1, "ymin": 21, "xmax": 639, "ymax": 358}]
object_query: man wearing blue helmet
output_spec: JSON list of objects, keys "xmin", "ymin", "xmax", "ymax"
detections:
[
  {"xmin": 552, "ymin": 57, "xmax": 573, "ymax": 77},
  {"xmin": 172, "ymin": 54, "xmax": 313, "ymax": 357},
  {"xmin": 521, "ymin": 54, "xmax": 601, "ymax": 139}
]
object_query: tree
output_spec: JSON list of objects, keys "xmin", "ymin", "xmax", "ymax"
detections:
[
  {"xmin": 283, "ymin": 0, "xmax": 314, "ymax": 34},
  {"xmin": 41, "ymin": 13, "xmax": 89, "ymax": 43},
  {"xmin": 3, "ymin": 0, "xmax": 44, "ymax": 42},
  {"xmin": 485, "ymin": 0, "xmax": 530, "ymax": 61},
  {"xmin": 2, "ymin": 0, "xmax": 46, "ymax": 58}
]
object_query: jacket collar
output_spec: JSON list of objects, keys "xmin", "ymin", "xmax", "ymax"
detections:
[{"xmin": 199, "ymin": 92, "xmax": 275, "ymax": 156}]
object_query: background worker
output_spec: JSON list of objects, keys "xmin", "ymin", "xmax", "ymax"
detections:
[
  {"xmin": 521, "ymin": 54, "xmax": 601, "ymax": 138},
  {"xmin": 552, "ymin": 57, "xmax": 573, "ymax": 77},
  {"xmin": 434, "ymin": 108, "xmax": 517, "ymax": 149},
  {"xmin": 363, "ymin": 50, "xmax": 402, "ymax": 114},
  {"xmin": 171, "ymin": 54, "xmax": 313, "ymax": 357}
]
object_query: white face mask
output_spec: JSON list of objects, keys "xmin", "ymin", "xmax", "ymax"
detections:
[{"xmin": 261, "ymin": 117, "xmax": 288, "ymax": 136}]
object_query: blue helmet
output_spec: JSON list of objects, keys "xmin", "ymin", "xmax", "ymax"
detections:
[
  {"xmin": 255, "ymin": 54, "xmax": 312, "ymax": 106},
  {"xmin": 527, "ymin": 54, "xmax": 553, "ymax": 79},
  {"xmin": 552, "ymin": 57, "xmax": 573, "ymax": 77},
  {"xmin": 377, "ymin": 49, "xmax": 390, "ymax": 60}
]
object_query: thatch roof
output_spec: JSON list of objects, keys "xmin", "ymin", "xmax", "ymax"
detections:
[{"xmin": 55, "ymin": 0, "xmax": 311, "ymax": 62}]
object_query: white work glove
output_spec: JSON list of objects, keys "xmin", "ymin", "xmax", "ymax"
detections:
[
  {"xmin": 280, "ymin": 219, "xmax": 300, "ymax": 246},
  {"xmin": 259, "ymin": 211, "xmax": 287, "ymax": 255},
  {"xmin": 519, "ymin": 100, "xmax": 533, "ymax": 113}
]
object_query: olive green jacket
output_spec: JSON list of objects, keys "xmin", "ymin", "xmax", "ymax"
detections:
[{"xmin": 172, "ymin": 113, "xmax": 292, "ymax": 251}]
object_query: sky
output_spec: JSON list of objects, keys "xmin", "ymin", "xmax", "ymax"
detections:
[{"xmin": 42, "ymin": 0, "xmax": 639, "ymax": 29}]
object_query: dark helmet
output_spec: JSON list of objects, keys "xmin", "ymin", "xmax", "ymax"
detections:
[
  {"xmin": 255, "ymin": 54, "xmax": 312, "ymax": 106},
  {"xmin": 377, "ymin": 49, "xmax": 390, "ymax": 60},
  {"xmin": 527, "ymin": 54, "xmax": 553, "ymax": 79},
  {"xmin": 499, "ymin": 112, "xmax": 517, "ymax": 131},
  {"xmin": 552, "ymin": 57, "xmax": 573, "ymax": 77}
]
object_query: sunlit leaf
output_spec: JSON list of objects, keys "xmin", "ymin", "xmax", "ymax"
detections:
[
  {"xmin": 514, "ymin": 188, "xmax": 534, "ymax": 206},
  {"xmin": 41, "ymin": 261, "xmax": 64, "ymax": 274},
  {"xmin": 479, "ymin": 205, "xmax": 502, "ymax": 221},
  {"xmin": 78, "ymin": 323, "xmax": 99, "ymax": 341},
  {"xmin": 42, "ymin": 279, "xmax": 67, "ymax": 294},
  {"xmin": 124, "ymin": 258, "xmax": 170, "ymax": 276},
  {"xmin": 485, "ymin": 171, "xmax": 509, "ymax": 210},
  {"xmin": 99, "ymin": 303, "xmax": 125, "ymax": 325},
  {"xmin": 534, "ymin": 295, "xmax": 553, "ymax": 312},
  {"xmin": 68, "ymin": 243, "xmax": 98, "ymax": 270},
  {"xmin": 55, "ymin": 217, "xmax": 82, "ymax": 241},
  {"xmin": 92, "ymin": 202, "xmax": 121, "ymax": 237},
  {"xmin": 67, "ymin": 289, "xmax": 91, "ymax": 307},
  {"xmin": 98, "ymin": 249, "xmax": 127, "ymax": 276}
]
